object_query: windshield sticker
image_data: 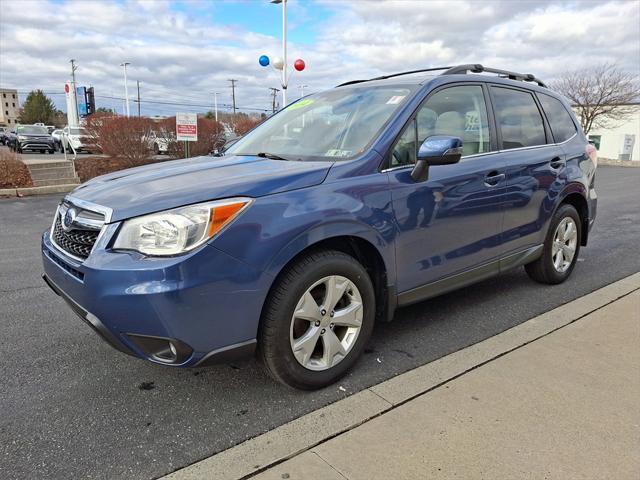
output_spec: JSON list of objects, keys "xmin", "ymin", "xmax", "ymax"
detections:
[
  {"xmin": 325, "ymin": 149, "xmax": 352, "ymax": 157},
  {"xmin": 288, "ymin": 98, "xmax": 315, "ymax": 110},
  {"xmin": 386, "ymin": 95, "xmax": 406, "ymax": 105}
]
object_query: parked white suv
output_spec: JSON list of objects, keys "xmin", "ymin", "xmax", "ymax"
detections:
[{"xmin": 61, "ymin": 126, "xmax": 90, "ymax": 153}]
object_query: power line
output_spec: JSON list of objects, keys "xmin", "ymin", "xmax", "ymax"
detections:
[{"xmin": 18, "ymin": 91, "xmax": 271, "ymax": 112}]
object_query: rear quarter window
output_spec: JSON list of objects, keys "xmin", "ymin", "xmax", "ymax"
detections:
[{"xmin": 538, "ymin": 93, "xmax": 578, "ymax": 143}]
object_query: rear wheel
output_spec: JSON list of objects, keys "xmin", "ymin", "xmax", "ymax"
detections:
[
  {"xmin": 525, "ymin": 204, "xmax": 581, "ymax": 284},
  {"xmin": 258, "ymin": 249, "xmax": 375, "ymax": 390}
]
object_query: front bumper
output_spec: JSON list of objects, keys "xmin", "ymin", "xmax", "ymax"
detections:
[
  {"xmin": 20, "ymin": 140, "xmax": 54, "ymax": 150},
  {"xmin": 42, "ymin": 229, "xmax": 271, "ymax": 367}
]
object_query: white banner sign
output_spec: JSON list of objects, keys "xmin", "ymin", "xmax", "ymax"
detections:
[{"xmin": 176, "ymin": 113, "xmax": 198, "ymax": 141}]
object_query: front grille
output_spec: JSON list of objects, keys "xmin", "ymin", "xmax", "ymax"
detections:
[
  {"xmin": 52, "ymin": 215, "xmax": 99, "ymax": 259},
  {"xmin": 50, "ymin": 202, "xmax": 106, "ymax": 261}
]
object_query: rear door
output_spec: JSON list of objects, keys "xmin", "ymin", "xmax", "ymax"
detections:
[
  {"xmin": 487, "ymin": 85, "xmax": 566, "ymax": 255},
  {"xmin": 388, "ymin": 84, "xmax": 508, "ymax": 294}
]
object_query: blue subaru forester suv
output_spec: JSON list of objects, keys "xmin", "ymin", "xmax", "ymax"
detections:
[{"xmin": 42, "ymin": 64, "xmax": 597, "ymax": 389}]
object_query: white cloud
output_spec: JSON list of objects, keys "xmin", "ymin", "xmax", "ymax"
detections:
[{"xmin": 0, "ymin": 0, "xmax": 638, "ymax": 116}]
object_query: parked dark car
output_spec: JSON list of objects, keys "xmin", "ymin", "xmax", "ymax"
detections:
[
  {"xmin": 0, "ymin": 126, "xmax": 8, "ymax": 145},
  {"xmin": 8, "ymin": 125, "xmax": 55, "ymax": 153},
  {"xmin": 42, "ymin": 64, "xmax": 597, "ymax": 390}
]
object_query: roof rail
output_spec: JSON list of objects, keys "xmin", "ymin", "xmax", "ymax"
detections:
[
  {"xmin": 336, "ymin": 63, "xmax": 547, "ymax": 88},
  {"xmin": 336, "ymin": 66, "xmax": 453, "ymax": 87},
  {"xmin": 443, "ymin": 64, "xmax": 547, "ymax": 87}
]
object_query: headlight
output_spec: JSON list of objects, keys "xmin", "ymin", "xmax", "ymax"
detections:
[
  {"xmin": 18, "ymin": 135, "xmax": 27, "ymax": 141},
  {"xmin": 113, "ymin": 198, "xmax": 252, "ymax": 256}
]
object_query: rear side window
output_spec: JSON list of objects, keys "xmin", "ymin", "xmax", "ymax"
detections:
[
  {"xmin": 491, "ymin": 87, "xmax": 546, "ymax": 150},
  {"xmin": 538, "ymin": 93, "xmax": 578, "ymax": 143}
]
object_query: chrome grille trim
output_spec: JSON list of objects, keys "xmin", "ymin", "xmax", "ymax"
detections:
[{"xmin": 49, "ymin": 200, "xmax": 108, "ymax": 262}]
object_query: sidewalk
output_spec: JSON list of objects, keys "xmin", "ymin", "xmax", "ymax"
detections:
[
  {"xmin": 254, "ymin": 289, "xmax": 640, "ymax": 480},
  {"xmin": 166, "ymin": 275, "xmax": 640, "ymax": 480}
]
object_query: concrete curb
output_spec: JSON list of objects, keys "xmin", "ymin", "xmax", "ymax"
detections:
[
  {"xmin": 598, "ymin": 158, "xmax": 640, "ymax": 167},
  {"xmin": 0, "ymin": 184, "xmax": 78, "ymax": 197},
  {"xmin": 163, "ymin": 272, "xmax": 640, "ymax": 480}
]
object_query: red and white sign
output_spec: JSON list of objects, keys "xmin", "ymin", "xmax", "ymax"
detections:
[{"xmin": 176, "ymin": 113, "xmax": 198, "ymax": 141}]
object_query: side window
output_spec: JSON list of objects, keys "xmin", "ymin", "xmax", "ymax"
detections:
[
  {"xmin": 389, "ymin": 85, "xmax": 492, "ymax": 168},
  {"xmin": 538, "ymin": 93, "xmax": 578, "ymax": 143},
  {"xmin": 492, "ymin": 87, "xmax": 546, "ymax": 149},
  {"xmin": 390, "ymin": 120, "xmax": 417, "ymax": 167},
  {"xmin": 417, "ymin": 85, "xmax": 491, "ymax": 157}
]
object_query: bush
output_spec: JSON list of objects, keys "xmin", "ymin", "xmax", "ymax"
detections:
[
  {"xmin": 0, "ymin": 150, "xmax": 33, "ymax": 188},
  {"xmin": 232, "ymin": 115, "xmax": 262, "ymax": 136},
  {"xmin": 157, "ymin": 117, "xmax": 226, "ymax": 158},
  {"xmin": 84, "ymin": 114, "xmax": 154, "ymax": 166}
]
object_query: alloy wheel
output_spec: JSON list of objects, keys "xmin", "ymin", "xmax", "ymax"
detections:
[
  {"xmin": 552, "ymin": 217, "xmax": 578, "ymax": 273},
  {"xmin": 289, "ymin": 275, "xmax": 363, "ymax": 371}
]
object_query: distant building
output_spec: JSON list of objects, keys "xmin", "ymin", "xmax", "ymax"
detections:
[
  {"xmin": 0, "ymin": 88, "xmax": 20, "ymax": 127},
  {"xmin": 574, "ymin": 104, "xmax": 639, "ymax": 161}
]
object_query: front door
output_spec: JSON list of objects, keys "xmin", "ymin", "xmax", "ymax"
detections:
[{"xmin": 388, "ymin": 84, "xmax": 507, "ymax": 294}]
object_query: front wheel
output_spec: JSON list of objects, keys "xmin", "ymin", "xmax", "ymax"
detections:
[
  {"xmin": 258, "ymin": 249, "xmax": 375, "ymax": 390},
  {"xmin": 525, "ymin": 204, "xmax": 581, "ymax": 284}
]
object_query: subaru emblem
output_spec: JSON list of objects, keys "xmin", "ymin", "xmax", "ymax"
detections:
[{"xmin": 62, "ymin": 207, "xmax": 77, "ymax": 232}]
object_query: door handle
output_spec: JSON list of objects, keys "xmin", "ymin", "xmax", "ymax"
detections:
[
  {"xmin": 484, "ymin": 171, "xmax": 505, "ymax": 187},
  {"xmin": 549, "ymin": 157, "xmax": 565, "ymax": 170}
]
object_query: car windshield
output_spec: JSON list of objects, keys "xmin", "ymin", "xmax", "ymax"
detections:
[
  {"xmin": 70, "ymin": 127, "xmax": 86, "ymax": 135},
  {"xmin": 227, "ymin": 85, "xmax": 416, "ymax": 160},
  {"xmin": 17, "ymin": 126, "xmax": 48, "ymax": 135}
]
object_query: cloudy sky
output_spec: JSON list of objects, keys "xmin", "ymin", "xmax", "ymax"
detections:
[{"xmin": 1, "ymin": 0, "xmax": 638, "ymax": 117}]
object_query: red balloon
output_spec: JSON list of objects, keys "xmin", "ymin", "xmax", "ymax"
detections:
[{"xmin": 294, "ymin": 59, "xmax": 305, "ymax": 72}]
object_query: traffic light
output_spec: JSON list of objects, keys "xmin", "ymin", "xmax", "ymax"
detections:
[{"xmin": 86, "ymin": 87, "xmax": 95, "ymax": 115}]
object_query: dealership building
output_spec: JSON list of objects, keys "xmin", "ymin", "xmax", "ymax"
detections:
[
  {"xmin": 0, "ymin": 88, "xmax": 20, "ymax": 127},
  {"xmin": 577, "ymin": 104, "xmax": 639, "ymax": 162}
]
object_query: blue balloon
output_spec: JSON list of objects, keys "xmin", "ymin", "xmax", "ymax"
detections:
[{"xmin": 259, "ymin": 55, "xmax": 270, "ymax": 67}]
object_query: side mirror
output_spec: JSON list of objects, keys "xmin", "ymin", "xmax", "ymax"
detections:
[{"xmin": 411, "ymin": 135, "xmax": 463, "ymax": 182}]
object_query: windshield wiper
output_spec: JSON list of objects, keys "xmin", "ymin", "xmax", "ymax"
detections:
[{"xmin": 256, "ymin": 152, "xmax": 290, "ymax": 161}]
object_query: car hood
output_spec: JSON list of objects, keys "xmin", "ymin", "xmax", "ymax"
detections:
[
  {"xmin": 19, "ymin": 133, "xmax": 51, "ymax": 139},
  {"xmin": 70, "ymin": 155, "xmax": 333, "ymax": 222}
]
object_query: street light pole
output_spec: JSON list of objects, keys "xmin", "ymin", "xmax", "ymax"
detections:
[
  {"xmin": 69, "ymin": 59, "xmax": 80, "ymax": 126},
  {"xmin": 120, "ymin": 62, "xmax": 131, "ymax": 117},
  {"xmin": 298, "ymin": 84, "xmax": 308, "ymax": 98},
  {"xmin": 213, "ymin": 92, "xmax": 219, "ymax": 122},
  {"xmin": 272, "ymin": 0, "xmax": 287, "ymax": 107}
]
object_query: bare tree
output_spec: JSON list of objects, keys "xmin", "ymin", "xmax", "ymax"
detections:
[{"xmin": 552, "ymin": 63, "xmax": 638, "ymax": 134}]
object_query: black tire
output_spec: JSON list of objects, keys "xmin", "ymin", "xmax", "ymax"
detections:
[
  {"xmin": 48, "ymin": 149, "xmax": 55, "ymax": 154},
  {"xmin": 525, "ymin": 204, "xmax": 581, "ymax": 284},
  {"xmin": 258, "ymin": 249, "xmax": 375, "ymax": 390}
]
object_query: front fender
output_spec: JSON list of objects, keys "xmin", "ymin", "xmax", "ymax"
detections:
[
  {"xmin": 211, "ymin": 173, "xmax": 397, "ymax": 286},
  {"xmin": 263, "ymin": 219, "xmax": 396, "ymax": 280}
]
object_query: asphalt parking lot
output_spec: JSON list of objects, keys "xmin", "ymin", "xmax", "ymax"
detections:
[{"xmin": 1, "ymin": 166, "xmax": 639, "ymax": 480}]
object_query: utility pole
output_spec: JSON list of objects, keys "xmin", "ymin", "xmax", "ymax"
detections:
[
  {"xmin": 269, "ymin": 87, "xmax": 280, "ymax": 113},
  {"xmin": 228, "ymin": 79, "xmax": 237, "ymax": 116},
  {"xmin": 120, "ymin": 62, "xmax": 131, "ymax": 117},
  {"xmin": 298, "ymin": 84, "xmax": 308, "ymax": 98},
  {"xmin": 136, "ymin": 80, "xmax": 141, "ymax": 117}
]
